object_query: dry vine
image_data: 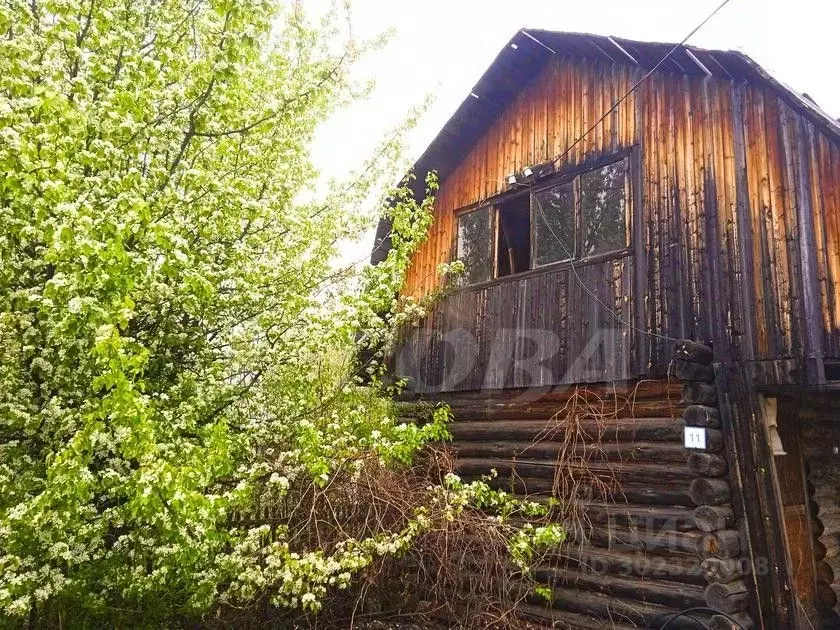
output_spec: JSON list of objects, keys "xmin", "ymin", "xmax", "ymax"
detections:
[{"xmin": 217, "ymin": 445, "xmax": 554, "ymax": 629}]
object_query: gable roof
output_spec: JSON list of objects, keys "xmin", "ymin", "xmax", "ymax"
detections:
[{"xmin": 371, "ymin": 29, "xmax": 840, "ymax": 264}]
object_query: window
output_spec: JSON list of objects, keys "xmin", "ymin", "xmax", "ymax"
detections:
[
  {"xmin": 453, "ymin": 155, "xmax": 630, "ymax": 286},
  {"xmin": 533, "ymin": 183, "xmax": 575, "ymax": 266},
  {"xmin": 496, "ymin": 195, "xmax": 530, "ymax": 277},
  {"xmin": 455, "ymin": 206, "xmax": 495, "ymax": 286},
  {"xmin": 533, "ymin": 157, "xmax": 629, "ymax": 267},
  {"xmin": 579, "ymin": 159, "xmax": 628, "ymax": 257}
]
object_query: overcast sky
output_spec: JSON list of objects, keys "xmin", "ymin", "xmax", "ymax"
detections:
[{"xmin": 308, "ymin": 0, "xmax": 840, "ymax": 263}]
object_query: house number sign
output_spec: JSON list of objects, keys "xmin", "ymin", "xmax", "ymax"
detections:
[{"xmin": 684, "ymin": 427, "xmax": 707, "ymax": 450}]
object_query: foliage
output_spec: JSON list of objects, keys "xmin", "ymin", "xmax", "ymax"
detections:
[{"xmin": 0, "ymin": 0, "xmax": 563, "ymax": 626}]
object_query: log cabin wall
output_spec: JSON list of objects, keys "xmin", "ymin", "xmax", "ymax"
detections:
[
  {"xmin": 406, "ymin": 378, "xmax": 752, "ymax": 628},
  {"xmin": 799, "ymin": 399, "xmax": 840, "ymax": 627},
  {"xmin": 396, "ymin": 52, "xmax": 840, "ymax": 392}
]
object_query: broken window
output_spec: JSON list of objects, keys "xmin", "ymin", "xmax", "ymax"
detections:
[
  {"xmin": 496, "ymin": 195, "xmax": 531, "ymax": 277},
  {"xmin": 453, "ymin": 155, "xmax": 630, "ymax": 286}
]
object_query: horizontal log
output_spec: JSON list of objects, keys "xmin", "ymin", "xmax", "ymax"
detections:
[
  {"xmin": 393, "ymin": 401, "xmax": 436, "ymax": 421},
  {"xmin": 818, "ymin": 512, "xmax": 840, "ymax": 538},
  {"xmin": 688, "ymin": 452, "xmax": 728, "ymax": 477},
  {"xmin": 537, "ymin": 585, "xmax": 708, "ymax": 628},
  {"xmin": 406, "ymin": 379, "xmax": 682, "ymax": 405},
  {"xmin": 673, "ymin": 358, "xmax": 715, "ymax": 382},
  {"xmin": 673, "ymin": 340, "xmax": 714, "ymax": 365},
  {"xmin": 822, "ymin": 555, "xmax": 840, "ymax": 582},
  {"xmin": 685, "ymin": 428, "xmax": 724, "ymax": 452},
  {"xmin": 700, "ymin": 557, "xmax": 745, "ymax": 583},
  {"xmin": 517, "ymin": 604, "xmax": 638, "ymax": 630},
  {"xmin": 709, "ymin": 612, "xmax": 754, "ymax": 630},
  {"xmin": 454, "ymin": 439, "xmax": 692, "ymax": 463},
  {"xmin": 816, "ymin": 535, "xmax": 840, "ymax": 561},
  {"xmin": 696, "ymin": 529, "xmax": 741, "ymax": 559},
  {"xmin": 704, "ymin": 579, "xmax": 749, "ymax": 613},
  {"xmin": 534, "ymin": 565, "xmax": 706, "ymax": 610},
  {"xmin": 814, "ymin": 501, "xmax": 840, "ymax": 520},
  {"xmin": 584, "ymin": 503, "xmax": 696, "ymax": 532},
  {"xmin": 475, "ymin": 474, "xmax": 695, "ymax": 507},
  {"xmin": 800, "ymin": 442, "xmax": 840, "ymax": 460},
  {"xmin": 568, "ymin": 523, "xmax": 709, "ymax": 555},
  {"xmin": 693, "ymin": 505, "xmax": 735, "ymax": 532},
  {"xmin": 554, "ymin": 547, "xmax": 704, "ymax": 585},
  {"xmin": 444, "ymin": 397, "xmax": 684, "ymax": 421},
  {"xmin": 450, "ymin": 416, "xmax": 685, "ymax": 443},
  {"xmin": 683, "ymin": 405, "xmax": 721, "ymax": 428},
  {"xmin": 801, "ymin": 424, "xmax": 840, "ymax": 441},
  {"xmin": 811, "ymin": 483, "xmax": 840, "ymax": 505},
  {"xmin": 816, "ymin": 559, "xmax": 834, "ymax": 585},
  {"xmin": 683, "ymin": 382, "xmax": 718, "ymax": 406},
  {"xmin": 690, "ymin": 478, "xmax": 731, "ymax": 506},
  {"xmin": 817, "ymin": 579, "xmax": 838, "ymax": 607},
  {"xmin": 454, "ymin": 458, "xmax": 695, "ymax": 485}
]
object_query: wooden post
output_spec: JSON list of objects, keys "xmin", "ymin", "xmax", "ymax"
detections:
[
  {"xmin": 672, "ymin": 340, "xmax": 758, "ymax": 630},
  {"xmin": 715, "ymin": 363, "xmax": 797, "ymax": 629}
]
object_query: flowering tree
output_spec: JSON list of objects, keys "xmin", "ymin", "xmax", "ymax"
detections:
[{"xmin": 0, "ymin": 1, "xmax": 562, "ymax": 626}]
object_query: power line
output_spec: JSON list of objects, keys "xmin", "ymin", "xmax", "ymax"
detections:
[
  {"xmin": 531, "ymin": 191, "xmax": 680, "ymax": 344},
  {"xmin": 528, "ymin": 0, "xmax": 734, "ymax": 345},
  {"xmin": 546, "ymin": 0, "xmax": 734, "ymax": 170}
]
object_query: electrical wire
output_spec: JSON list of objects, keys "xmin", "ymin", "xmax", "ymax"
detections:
[
  {"xmin": 531, "ymin": 192, "xmax": 681, "ymax": 343},
  {"xmin": 656, "ymin": 606, "xmax": 746, "ymax": 630},
  {"xmin": 544, "ymin": 0, "xmax": 734, "ymax": 170},
  {"xmin": 527, "ymin": 0, "xmax": 734, "ymax": 345}
]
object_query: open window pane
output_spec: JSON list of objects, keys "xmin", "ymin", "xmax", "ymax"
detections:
[
  {"xmin": 580, "ymin": 158, "xmax": 628, "ymax": 257},
  {"xmin": 456, "ymin": 207, "xmax": 494, "ymax": 285},
  {"xmin": 533, "ymin": 184, "xmax": 575, "ymax": 267},
  {"xmin": 496, "ymin": 195, "xmax": 531, "ymax": 277}
]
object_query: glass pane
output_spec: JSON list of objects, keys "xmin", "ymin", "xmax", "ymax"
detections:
[
  {"xmin": 533, "ymin": 184, "xmax": 575, "ymax": 266},
  {"xmin": 456, "ymin": 207, "xmax": 494, "ymax": 285},
  {"xmin": 580, "ymin": 159, "xmax": 627, "ymax": 257}
]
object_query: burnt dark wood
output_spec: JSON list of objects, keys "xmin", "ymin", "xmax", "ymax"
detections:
[
  {"xmin": 673, "ymin": 358, "xmax": 715, "ymax": 382},
  {"xmin": 683, "ymin": 382, "xmax": 718, "ymax": 406},
  {"xmin": 704, "ymin": 580, "xmax": 750, "ymax": 614},
  {"xmin": 689, "ymin": 478, "xmax": 731, "ymax": 506},
  {"xmin": 715, "ymin": 364, "xmax": 797, "ymax": 629},
  {"xmin": 709, "ymin": 612, "xmax": 755, "ymax": 630},
  {"xmin": 684, "ymin": 404, "xmax": 721, "ymax": 428},
  {"xmin": 693, "ymin": 505, "xmax": 735, "ymax": 532},
  {"xmin": 700, "ymin": 557, "xmax": 745, "ymax": 584},
  {"xmin": 674, "ymin": 340, "xmax": 714, "ymax": 365},
  {"xmin": 688, "ymin": 452, "xmax": 728, "ymax": 477}
]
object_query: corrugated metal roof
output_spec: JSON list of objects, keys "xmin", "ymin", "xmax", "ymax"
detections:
[{"xmin": 370, "ymin": 29, "xmax": 840, "ymax": 264}]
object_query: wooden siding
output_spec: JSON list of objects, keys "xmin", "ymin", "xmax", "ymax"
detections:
[
  {"xmin": 398, "ymin": 56, "xmax": 840, "ymax": 388},
  {"xmin": 403, "ymin": 58, "xmax": 639, "ymax": 299},
  {"xmin": 395, "ymin": 255, "xmax": 634, "ymax": 393}
]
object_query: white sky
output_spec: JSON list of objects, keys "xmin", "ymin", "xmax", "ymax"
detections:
[{"xmin": 308, "ymin": 0, "xmax": 840, "ymax": 264}]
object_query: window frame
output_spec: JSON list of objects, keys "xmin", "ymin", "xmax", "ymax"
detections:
[
  {"xmin": 453, "ymin": 204, "xmax": 498, "ymax": 287},
  {"xmin": 450, "ymin": 148, "xmax": 635, "ymax": 290},
  {"xmin": 530, "ymin": 179, "xmax": 577, "ymax": 268},
  {"xmin": 531, "ymin": 153, "xmax": 631, "ymax": 269}
]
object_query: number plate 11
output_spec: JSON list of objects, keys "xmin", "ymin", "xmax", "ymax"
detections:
[{"xmin": 684, "ymin": 427, "xmax": 707, "ymax": 450}]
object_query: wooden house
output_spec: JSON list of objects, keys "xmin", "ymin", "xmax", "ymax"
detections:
[{"xmin": 370, "ymin": 30, "xmax": 840, "ymax": 629}]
